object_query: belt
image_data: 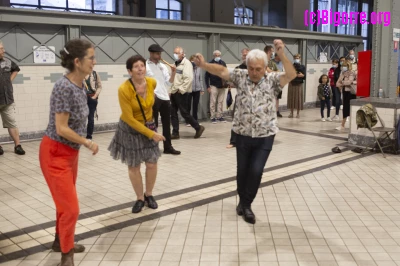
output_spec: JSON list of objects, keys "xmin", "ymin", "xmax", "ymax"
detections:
[{"xmin": 87, "ymin": 93, "xmax": 95, "ymax": 97}]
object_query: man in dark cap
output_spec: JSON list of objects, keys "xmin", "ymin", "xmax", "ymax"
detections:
[{"xmin": 146, "ymin": 44, "xmax": 180, "ymax": 155}]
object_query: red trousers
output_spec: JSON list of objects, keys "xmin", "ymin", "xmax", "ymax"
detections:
[{"xmin": 39, "ymin": 136, "xmax": 80, "ymax": 253}]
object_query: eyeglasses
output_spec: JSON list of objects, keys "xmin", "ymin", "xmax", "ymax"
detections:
[{"xmin": 85, "ymin": 56, "xmax": 96, "ymax": 62}]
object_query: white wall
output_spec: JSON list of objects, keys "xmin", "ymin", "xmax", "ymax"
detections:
[
  {"xmin": 305, "ymin": 63, "xmax": 332, "ymax": 104},
  {"xmin": 0, "ymin": 65, "xmax": 125, "ymax": 138}
]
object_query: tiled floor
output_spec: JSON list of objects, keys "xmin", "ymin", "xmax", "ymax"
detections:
[{"xmin": 1, "ymin": 108, "xmax": 399, "ymax": 266}]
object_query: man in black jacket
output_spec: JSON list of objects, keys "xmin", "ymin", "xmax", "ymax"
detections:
[{"xmin": 205, "ymin": 50, "xmax": 228, "ymax": 123}]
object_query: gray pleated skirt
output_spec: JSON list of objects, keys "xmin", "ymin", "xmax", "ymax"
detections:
[{"xmin": 108, "ymin": 119, "xmax": 161, "ymax": 167}]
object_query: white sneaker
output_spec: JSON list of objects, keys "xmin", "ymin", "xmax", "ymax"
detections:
[
  {"xmin": 327, "ymin": 117, "xmax": 333, "ymax": 122},
  {"xmin": 340, "ymin": 105, "xmax": 343, "ymax": 110},
  {"xmin": 330, "ymin": 106, "xmax": 335, "ymax": 110},
  {"xmin": 186, "ymin": 124, "xmax": 191, "ymax": 127},
  {"xmin": 321, "ymin": 118, "xmax": 326, "ymax": 122},
  {"xmin": 336, "ymin": 126, "xmax": 345, "ymax": 131},
  {"xmin": 333, "ymin": 115, "xmax": 340, "ymax": 121}
]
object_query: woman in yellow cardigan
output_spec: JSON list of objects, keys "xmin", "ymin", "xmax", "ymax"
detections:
[{"xmin": 109, "ymin": 55, "xmax": 165, "ymax": 213}]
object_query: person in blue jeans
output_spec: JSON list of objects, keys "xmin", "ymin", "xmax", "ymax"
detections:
[{"xmin": 317, "ymin": 74, "xmax": 333, "ymax": 122}]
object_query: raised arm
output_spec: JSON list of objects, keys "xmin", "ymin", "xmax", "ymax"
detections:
[
  {"xmin": 194, "ymin": 54, "xmax": 230, "ymax": 81},
  {"xmin": 273, "ymin": 40, "xmax": 297, "ymax": 88}
]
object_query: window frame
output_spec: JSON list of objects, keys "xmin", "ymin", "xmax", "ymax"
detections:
[
  {"xmin": 10, "ymin": 0, "xmax": 117, "ymax": 14},
  {"xmin": 155, "ymin": 0, "xmax": 183, "ymax": 20},
  {"xmin": 234, "ymin": 6, "xmax": 254, "ymax": 25}
]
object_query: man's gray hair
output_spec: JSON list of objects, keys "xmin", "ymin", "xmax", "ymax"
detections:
[
  {"xmin": 241, "ymin": 47, "xmax": 250, "ymax": 53},
  {"xmin": 213, "ymin": 50, "xmax": 221, "ymax": 56},
  {"xmin": 175, "ymin": 46, "xmax": 184, "ymax": 54},
  {"xmin": 246, "ymin": 49, "xmax": 268, "ymax": 67}
]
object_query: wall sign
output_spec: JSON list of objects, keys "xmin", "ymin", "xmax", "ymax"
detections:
[{"xmin": 33, "ymin": 46, "xmax": 56, "ymax": 63}]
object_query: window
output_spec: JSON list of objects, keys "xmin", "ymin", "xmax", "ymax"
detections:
[
  {"xmin": 317, "ymin": 0, "xmax": 331, "ymax": 33},
  {"xmin": 10, "ymin": 0, "xmax": 116, "ymax": 14},
  {"xmin": 361, "ymin": 2, "xmax": 369, "ymax": 50},
  {"xmin": 234, "ymin": 7, "xmax": 253, "ymax": 25},
  {"xmin": 156, "ymin": 0, "xmax": 182, "ymax": 20},
  {"xmin": 337, "ymin": 0, "xmax": 358, "ymax": 35}
]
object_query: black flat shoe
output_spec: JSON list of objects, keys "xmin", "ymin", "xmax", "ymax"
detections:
[
  {"xmin": 0, "ymin": 146, "xmax": 3, "ymax": 155},
  {"xmin": 171, "ymin": 134, "xmax": 180, "ymax": 140},
  {"xmin": 194, "ymin": 125, "xmax": 205, "ymax": 139},
  {"xmin": 14, "ymin": 145, "xmax": 25, "ymax": 155},
  {"xmin": 236, "ymin": 204, "xmax": 256, "ymax": 224},
  {"xmin": 132, "ymin": 200, "xmax": 145, "ymax": 213},
  {"xmin": 144, "ymin": 194, "xmax": 158, "ymax": 209},
  {"xmin": 164, "ymin": 147, "xmax": 181, "ymax": 155}
]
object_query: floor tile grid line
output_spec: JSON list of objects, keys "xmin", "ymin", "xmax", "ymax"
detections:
[
  {"xmin": 289, "ymin": 166, "xmax": 361, "ymax": 266},
  {"xmin": 186, "ymin": 207, "xmax": 205, "ymax": 265},
  {"xmin": 0, "ymin": 146, "xmax": 351, "ymax": 241},
  {"xmin": 0, "ymin": 149, "xmax": 358, "ymax": 256},
  {"xmin": 304, "ymin": 158, "xmax": 400, "ymax": 266},
  {"xmin": 0, "ymin": 151, "xmax": 375, "ymax": 262},
  {"xmin": 279, "ymin": 127, "xmax": 349, "ymax": 141},
  {"xmin": 323, "ymin": 158, "xmax": 400, "ymax": 248},
  {"xmin": 0, "ymin": 150, "xmax": 360, "ymax": 259}
]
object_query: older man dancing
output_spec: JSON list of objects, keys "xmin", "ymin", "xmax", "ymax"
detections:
[{"xmin": 194, "ymin": 40, "xmax": 296, "ymax": 224}]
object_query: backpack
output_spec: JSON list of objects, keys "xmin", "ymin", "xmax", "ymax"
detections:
[{"xmin": 356, "ymin": 104, "xmax": 378, "ymax": 129}]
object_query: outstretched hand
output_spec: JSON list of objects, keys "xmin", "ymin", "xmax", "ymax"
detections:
[{"xmin": 194, "ymin": 53, "xmax": 206, "ymax": 68}]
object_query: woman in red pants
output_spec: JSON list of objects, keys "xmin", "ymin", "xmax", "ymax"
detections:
[{"xmin": 39, "ymin": 39, "xmax": 99, "ymax": 266}]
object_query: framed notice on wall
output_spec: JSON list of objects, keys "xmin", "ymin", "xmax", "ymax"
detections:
[{"xmin": 33, "ymin": 46, "xmax": 56, "ymax": 63}]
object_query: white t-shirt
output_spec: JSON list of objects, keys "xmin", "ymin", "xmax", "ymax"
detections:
[{"xmin": 146, "ymin": 60, "xmax": 172, "ymax": 101}]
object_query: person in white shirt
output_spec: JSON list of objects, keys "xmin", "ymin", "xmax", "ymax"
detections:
[
  {"xmin": 146, "ymin": 44, "xmax": 180, "ymax": 155},
  {"xmin": 169, "ymin": 46, "xmax": 205, "ymax": 139}
]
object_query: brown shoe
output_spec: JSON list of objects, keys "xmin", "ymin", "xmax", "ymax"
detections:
[
  {"xmin": 52, "ymin": 234, "xmax": 85, "ymax": 253},
  {"xmin": 59, "ymin": 249, "xmax": 74, "ymax": 266},
  {"xmin": 194, "ymin": 125, "xmax": 205, "ymax": 139}
]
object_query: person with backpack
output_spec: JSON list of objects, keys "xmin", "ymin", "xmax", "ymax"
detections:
[{"xmin": 84, "ymin": 70, "xmax": 102, "ymax": 140}]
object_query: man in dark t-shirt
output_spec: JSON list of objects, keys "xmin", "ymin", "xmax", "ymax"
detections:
[{"xmin": 0, "ymin": 41, "xmax": 25, "ymax": 155}]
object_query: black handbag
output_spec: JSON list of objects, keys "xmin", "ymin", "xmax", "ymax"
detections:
[{"xmin": 129, "ymin": 79, "xmax": 157, "ymax": 132}]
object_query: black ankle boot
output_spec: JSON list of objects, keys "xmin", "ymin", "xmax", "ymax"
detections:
[
  {"xmin": 236, "ymin": 204, "xmax": 256, "ymax": 224},
  {"xmin": 60, "ymin": 248, "xmax": 74, "ymax": 266}
]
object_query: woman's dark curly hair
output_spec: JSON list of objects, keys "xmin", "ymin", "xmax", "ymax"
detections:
[{"xmin": 60, "ymin": 39, "xmax": 93, "ymax": 72}]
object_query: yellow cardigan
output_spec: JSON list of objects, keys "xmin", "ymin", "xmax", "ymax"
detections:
[{"xmin": 118, "ymin": 77, "xmax": 157, "ymax": 139}]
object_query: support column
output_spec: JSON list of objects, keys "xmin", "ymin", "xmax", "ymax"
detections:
[
  {"xmin": 65, "ymin": 25, "xmax": 80, "ymax": 42},
  {"xmin": 208, "ymin": 33, "xmax": 220, "ymax": 60},
  {"xmin": 371, "ymin": 0, "xmax": 400, "ymax": 98},
  {"xmin": 299, "ymin": 39, "xmax": 308, "ymax": 104}
]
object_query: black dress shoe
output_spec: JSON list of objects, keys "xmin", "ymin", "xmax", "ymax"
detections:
[
  {"xmin": 194, "ymin": 125, "xmax": 205, "ymax": 139},
  {"xmin": 132, "ymin": 200, "xmax": 145, "ymax": 213},
  {"xmin": 277, "ymin": 112, "xmax": 283, "ymax": 118},
  {"xmin": 144, "ymin": 194, "xmax": 158, "ymax": 209},
  {"xmin": 164, "ymin": 147, "xmax": 181, "ymax": 155},
  {"xmin": 0, "ymin": 146, "xmax": 3, "ymax": 155},
  {"xmin": 236, "ymin": 204, "xmax": 256, "ymax": 224},
  {"xmin": 171, "ymin": 134, "xmax": 180, "ymax": 140},
  {"xmin": 14, "ymin": 145, "xmax": 25, "ymax": 155}
]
